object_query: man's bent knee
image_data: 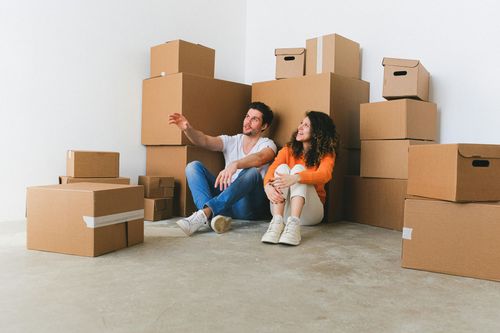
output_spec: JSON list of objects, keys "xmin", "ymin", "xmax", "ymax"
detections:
[{"xmin": 185, "ymin": 160, "xmax": 204, "ymax": 176}]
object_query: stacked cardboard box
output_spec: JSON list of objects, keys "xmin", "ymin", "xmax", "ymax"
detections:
[
  {"xmin": 139, "ymin": 176, "xmax": 174, "ymax": 221},
  {"xmin": 259, "ymin": 33, "xmax": 369, "ymax": 222},
  {"xmin": 402, "ymin": 144, "xmax": 500, "ymax": 281},
  {"xmin": 346, "ymin": 58, "xmax": 436, "ymax": 230},
  {"xmin": 142, "ymin": 40, "xmax": 251, "ymax": 216}
]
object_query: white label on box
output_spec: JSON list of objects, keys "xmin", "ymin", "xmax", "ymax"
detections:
[
  {"xmin": 402, "ymin": 227, "xmax": 413, "ymax": 240},
  {"xmin": 68, "ymin": 150, "xmax": 73, "ymax": 159},
  {"xmin": 316, "ymin": 36, "xmax": 323, "ymax": 73},
  {"xmin": 83, "ymin": 209, "xmax": 145, "ymax": 228}
]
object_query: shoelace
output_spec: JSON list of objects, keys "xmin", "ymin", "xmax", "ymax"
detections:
[{"xmin": 283, "ymin": 222, "xmax": 298, "ymax": 234}]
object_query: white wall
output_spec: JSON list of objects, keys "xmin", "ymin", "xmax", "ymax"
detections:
[
  {"xmin": 245, "ymin": 0, "xmax": 500, "ymax": 144},
  {"xmin": 0, "ymin": 0, "xmax": 247, "ymax": 221}
]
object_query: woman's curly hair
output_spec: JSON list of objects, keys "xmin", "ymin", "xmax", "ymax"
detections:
[{"xmin": 287, "ymin": 111, "xmax": 338, "ymax": 167}]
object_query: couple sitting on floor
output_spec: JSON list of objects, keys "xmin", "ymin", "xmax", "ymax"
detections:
[{"xmin": 168, "ymin": 102, "xmax": 337, "ymax": 246}]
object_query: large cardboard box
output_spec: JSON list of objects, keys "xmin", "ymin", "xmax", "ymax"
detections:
[
  {"xmin": 360, "ymin": 99, "xmax": 437, "ymax": 141},
  {"xmin": 146, "ymin": 146, "xmax": 225, "ymax": 216},
  {"xmin": 144, "ymin": 198, "xmax": 173, "ymax": 221},
  {"xmin": 402, "ymin": 198, "xmax": 500, "ymax": 282},
  {"xmin": 252, "ymin": 73, "xmax": 369, "ymax": 149},
  {"xmin": 66, "ymin": 150, "xmax": 119, "ymax": 178},
  {"xmin": 408, "ymin": 144, "xmax": 500, "ymax": 201},
  {"xmin": 361, "ymin": 140, "xmax": 433, "ymax": 179},
  {"xmin": 142, "ymin": 73, "xmax": 251, "ymax": 145},
  {"xmin": 138, "ymin": 176, "xmax": 175, "ymax": 198},
  {"xmin": 150, "ymin": 40, "xmax": 215, "ymax": 78},
  {"xmin": 344, "ymin": 176, "xmax": 407, "ymax": 231},
  {"xmin": 306, "ymin": 33, "xmax": 360, "ymax": 79},
  {"xmin": 26, "ymin": 183, "xmax": 144, "ymax": 257},
  {"xmin": 275, "ymin": 48, "xmax": 305, "ymax": 79},
  {"xmin": 382, "ymin": 58, "xmax": 430, "ymax": 101},
  {"xmin": 59, "ymin": 176, "xmax": 130, "ymax": 185}
]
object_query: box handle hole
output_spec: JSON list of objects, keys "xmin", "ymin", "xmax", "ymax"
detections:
[
  {"xmin": 284, "ymin": 56, "xmax": 296, "ymax": 61},
  {"xmin": 393, "ymin": 71, "xmax": 407, "ymax": 76},
  {"xmin": 472, "ymin": 160, "xmax": 490, "ymax": 167}
]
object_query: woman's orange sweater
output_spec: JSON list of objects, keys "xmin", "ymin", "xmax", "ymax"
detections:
[{"xmin": 263, "ymin": 146, "xmax": 335, "ymax": 204}]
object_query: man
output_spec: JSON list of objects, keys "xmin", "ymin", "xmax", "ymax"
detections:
[{"xmin": 168, "ymin": 102, "xmax": 277, "ymax": 236}]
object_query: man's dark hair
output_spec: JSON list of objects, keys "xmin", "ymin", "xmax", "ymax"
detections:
[{"xmin": 248, "ymin": 101, "xmax": 273, "ymax": 127}]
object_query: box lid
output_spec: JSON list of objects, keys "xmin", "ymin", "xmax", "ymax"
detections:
[
  {"xmin": 275, "ymin": 48, "xmax": 305, "ymax": 56},
  {"xmin": 457, "ymin": 144, "xmax": 500, "ymax": 159},
  {"xmin": 382, "ymin": 57, "xmax": 420, "ymax": 68}
]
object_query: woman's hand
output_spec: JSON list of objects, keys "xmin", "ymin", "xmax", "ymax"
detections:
[
  {"xmin": 272, "ymin": 172, "xmax": 300, "ymax": 190},
  {"xmin": 264, "ymin": 183, "xmax": 284, "ymax": 204}
]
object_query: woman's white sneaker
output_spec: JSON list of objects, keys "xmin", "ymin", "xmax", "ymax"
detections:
[
  {"xmin": 261, "ymin": 215, "xmax": 285, "ymax": 244},
  {"xmin": 210, "ymin": 215, "xmax": 232, "ymax": 234},
  {"xmin": 278, "ymin": 216, "xmax": 301, "ymax": 246}
]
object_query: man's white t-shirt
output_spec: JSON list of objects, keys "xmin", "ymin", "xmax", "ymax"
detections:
[{"xmin": 219, "ymin": 134, "xmax": 277, "ymax": 182}]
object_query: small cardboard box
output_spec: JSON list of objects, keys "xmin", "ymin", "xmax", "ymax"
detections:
[
  {"xmin": 59, "ymin": 176, "xmax": 130, "ymax": 185},
  {"xmin": 344, "ymin": 175, "xmax": 407, "ymax": 231},
  {"xmin": 144, "ymin": 198, "xmax": 173, "ymax": 221},
  {"xmin": 275, "ymin": 48, "xmax": 305, "ymax": 79},
  {"xmin": 361, "ymin": 140, "xmax": 433, "ymax": 179},
  {"xmin": 360, "ymin": 99, "xmax": 437, "ymax": 141},
  {"xmin": 66, "ymin": 150, "xmax": 119, "ymax": 178},
  {"xmin": 146, "ymin": 145, "xmax": 225, "ymax": 216},
  {"xmin": 26, "ymin": 183, "xmax": 144, "ymax": 257},
  {"xmin": 408, "ymin": 144, "xmax": 500, "ymax": 201},
  {"xmin": 141, "ymin": 73, "xmax": 251, "ymax": 145},
  {"xmin": 150, "ymin": 40, "xmax": 215, "ymax": 78},
  {"xmin": 382, "ymin": 57, "xmax": 430, "ymax": 101},
  {"xmin": 402, "ymin": 198, "xmax": 500, "ymax": 282},
  {"xmin": 138, "ymin": 176, "xmax": 175, "ymax": 198},
  {"xmin": 306, "ymin": 33, "xmax": 360, "ymax": 79}
]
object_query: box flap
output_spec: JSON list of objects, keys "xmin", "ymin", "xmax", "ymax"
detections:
[
  {"xmin": 457, "ymin": 144, "xmax": 500, "ymax": 159},
  {"xmin": 275, "ymin": 48, "xmax": 305, "ymax": 56},
  {"xmin": 382, "ymin": 57, "xmax": 420, "ymax": 68}
]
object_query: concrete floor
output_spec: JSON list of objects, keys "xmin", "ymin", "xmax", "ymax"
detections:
[{"xmin": 1, "ymin": 219, "xmax": 499, "ymax": 333}]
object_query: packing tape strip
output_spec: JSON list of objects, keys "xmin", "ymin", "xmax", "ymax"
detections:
[
  {"xmin": 83, "ymin": 209, "xmax": 144, "ymax": 228},
  {"xmin": 402, "ymin": 227, "xmax": 413, "ymax": 240},
  {"xmin": 316, "ymin": 36, "xmax": 323, "ymax": 74}
]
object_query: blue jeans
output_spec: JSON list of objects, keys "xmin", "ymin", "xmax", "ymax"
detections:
[{"xmin": 185, "ymin": 161, "xmax": 270, "ymax": 220}]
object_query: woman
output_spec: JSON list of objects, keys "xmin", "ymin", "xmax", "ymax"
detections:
[{"xmin": 261, "ymin": 111, "xmax": 337, "ymax": 246}]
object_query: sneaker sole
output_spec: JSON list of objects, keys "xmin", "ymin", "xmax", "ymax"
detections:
[
  {"xmin": 211, "ymin": 216, "xmax": 232, "ymax": 234},
  {"xmin": 278, "ymin": 236, "xmax": 300, "ymax": 246},
  {"xmin": 261, "ymin": 235, "xmax": 280, "ymax": 244}
]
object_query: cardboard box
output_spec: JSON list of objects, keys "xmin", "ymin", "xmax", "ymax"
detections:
[
  {"xmin": 275, "ymin": 48, "xmax": 305, "ymax": 79},
  {"xmin": 26, "ymin": 183, "xmax": 144, "ymax": 257},
  {"xmin": 360, "ymin": 99, "xmax": 437, "ymax": 141},
  {"xmin": 66, "ymin": 150, "xmax": 119, "ymax": 178},
  {"xmin": 146, "ymin": 145, "xmax": 225, "ymax": 216},
  {"xmin": 408, "ymin": 144, "xmax": 500, "ymax": 201},
  {"xmin": 382, "ymin": 57, "xmax": 430, "ymax": 101},
  {"xmin": 343, "ymin": 176, "xmax": 407, "ymax": 231},
  {"xmin": 150, "ymin": 40, "xmax": 215, "ymax": 78},
  {"xmin": 144, "ymin": 198, "xmax": 174, "ymax": 221},
  {"xmin": 138, "ymin": 176, "xmax": 175, "ymax": 198},
  {"xmin": 306, "ymin": 33, "xmax": 360, "ymax": 79},
  {"xmin": 59, "ymin": 176, "xmax": 130, "ymax": 185},
  {"xmin": 361, "ymin": 140, "xmax": 433, "ymax": 179},
  {"xmin": 402, "ymin": 198, "xmax": 500, "ymax": 282},
  {"xmin": 142, "ymin": 73, "xmax": 251, "ymax": 145},
  {"xmin": 252, "ymin": 73, "xmax": 369, "ymax": 149}
]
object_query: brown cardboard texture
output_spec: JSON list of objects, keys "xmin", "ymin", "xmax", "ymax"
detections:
[
  {"xmin": 360, "ymin": 99, "xmax": 437, "ymax": 141},
  {"xmin": 26, "ymin": 183, "xmax": 144, "ymax": 257},
  {"xmin": 275, "ymin": 48, "xmax": 305, "ymax": 80},
  {"xmin": 142, "ymin": 73, "xmax": 251, "ymax": 145},
  {"xmin": 344, "ymin": 176, "xmax": 407, "ymax": 231},
  {"xmin": 59, "ymin": 176, "xmax": 130, "ymax": 185},
  {"xmin": 407, "ymin": 144, "xmax": 500, "ymax": 201},
  {"xmin": 138, "ymin": 176, "xmax": 175, "ymax": 198},
  {"xmin": 382, "ymin": 58, "xmax": 430, "ymax": 101},
  {"xmin": 252, "ymin": 73, "xmax": 369, "ymax": 149},
  {"xmin": 402, "ymin": 198, "xmax": 500, "ymax": 282},
  {"xmin": 146, "ymin": 146, "xmax": 224, "ymax": 216},
  {"xmin": 361, "ymin": 140, "xmax": 433, "ymax": 179},
  {"xmin": 144, "ymin": 198, "xmax": 173, "ymax": 221},
  {"xmin": 306, "ymin": 33, "xmax": 360, "ymax": 79},
  {"xmin": 66, "ymin": 150, "xmax": 119, "ymax": 178},
  {"xmin": 150, "ymin": 40, "xmax": 215, "ymax": 78}
]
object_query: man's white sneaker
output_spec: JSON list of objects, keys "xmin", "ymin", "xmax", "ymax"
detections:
[
  {"xmin": 176, "ymin": 210, "xmax": 208, "ymax": 236},
  {"xmin": 261, "ymin": 215, "xmax": 285, "ymax": 244},
  {"xmin": 278, "ymin": 216, "xmax": 301, "ymax": 246},
  {"xmin": 211, "ymin": 215, "xmax": 232, "ymax": 234}
]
